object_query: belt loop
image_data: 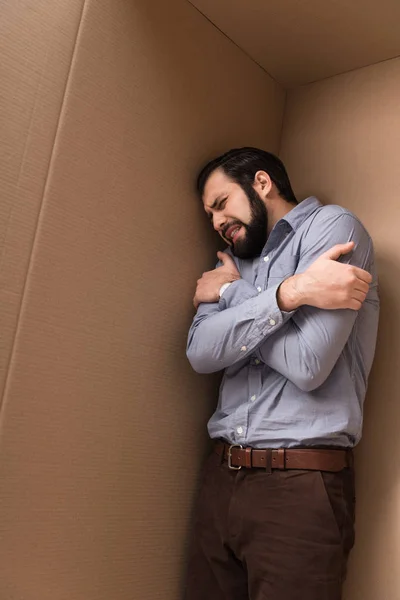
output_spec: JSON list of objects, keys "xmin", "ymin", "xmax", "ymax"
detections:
[
  {"xmin": 245, "ymin": 447, "xmax": 252, "ymax": 469},
  {"xmin": 264, "ymin": 449, "xmax": 272, "ymax": 474},
  {"xmin": 276, "ymin": 448, "xmax": 285, "ymax": 469}
]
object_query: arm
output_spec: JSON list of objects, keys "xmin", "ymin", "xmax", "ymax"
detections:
[
  {"xmin": 187, "ymin": 280, "xmax": 287, "ymax": 374},
  {"xmin": 257, "ymin": 212, "xmax": 378, "ymax": 391},
  {"xmin": 188, "ymin": 251, "xmax": 280, "ymax": 373},
  {"xmin": 187, "ymin": 216, "xmax": 372, "ymax": 375}
]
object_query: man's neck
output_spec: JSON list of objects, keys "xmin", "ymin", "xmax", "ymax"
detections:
[{"xmin": 267, "ymin": 198, "xmax": 295, "ymax": 235}]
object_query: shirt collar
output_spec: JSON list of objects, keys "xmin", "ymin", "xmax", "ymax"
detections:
[{"xmin": 282, "ymin": 196, "xmax": 322, "ymax": 232}]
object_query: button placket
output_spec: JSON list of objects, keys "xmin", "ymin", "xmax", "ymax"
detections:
[
  {"xmin": 256, "ymin": 250, "xmax": 271, "ymax": 292},
  {"xmin": 248, "ymin": 367, "xmax": 262, "ymax": 410},
  {"xmin": 233, "ymin": 402, "xmax": 249, "ymax": 444}
]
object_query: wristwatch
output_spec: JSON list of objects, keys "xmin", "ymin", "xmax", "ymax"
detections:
[{"xmin": 219, "ymin": 282, "xmax": 232, "ymax": 298}]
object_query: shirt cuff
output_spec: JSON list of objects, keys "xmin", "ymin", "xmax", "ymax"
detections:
[{"xmin": 219, "ymin": 279, "xmax": 259, "ymax": 309}]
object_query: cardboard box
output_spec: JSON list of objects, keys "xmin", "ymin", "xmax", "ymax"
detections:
[{"xmin": 0, "ymin": 1, "xmax": 397, "ymax": 598}]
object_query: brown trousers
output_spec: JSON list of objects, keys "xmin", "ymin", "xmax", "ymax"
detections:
[{"xmin": 185, "ymin": 449, "xmax": 355, "ymax": 600}]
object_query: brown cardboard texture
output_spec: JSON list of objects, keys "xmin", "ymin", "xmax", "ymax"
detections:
[
  {"xmin": 190, "ymin": 0, "xmax": 400, "ymax": 86},
  {"xmin": 0, "ymin": 1, "xmax": 397, "ymax": 600},
  {"xmin": 0, "ymin": 1, "xmax": 283, "ymax": 599}
]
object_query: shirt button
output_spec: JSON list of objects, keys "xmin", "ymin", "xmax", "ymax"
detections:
[
  {"xmin": 240, "ymin": 346, "xmax": 247, "ymax": 352},
  {"xmin": 237, "ymin": 426, "xmax": 243, "ymax": 434},
  {"xmin": 250, "ymin": 395, "xmax": 256, "ymax": 402},
  {"xmin": 263, "ymin": 255, "xmax": 269, "ymax": 262},
  {"xmin": 269, "ymin": 319, "xmax": 276, "ymax": 326},
  {"xmin": 257, "ymin": 286, "xmax": 262, "ymax": 293}
]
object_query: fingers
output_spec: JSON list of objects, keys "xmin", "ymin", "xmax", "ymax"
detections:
[
  {"xmin": 351, "ymin": 265, "xmax": 373, "ymax": 284},
  {"xmin": 320, "ymin": 245, "xmax": 373, "ymax": 285},
  {"xmin": 351, "ymin": 290, "xmax": 368, "ymax": 305},
  {"xmin": 353, "ymin": 279, "xmax": 370, "ymax": 295},
  {"xmin": 322, "ymin": 241, "xmax": 355, "ymax": 261},
  {"xmin": 347, "ymin": 299, "xmax": 363, "ymax": 311},
  {"xmin": 217, "ymin": 251, "xmax": 235, "ymax": 266}
]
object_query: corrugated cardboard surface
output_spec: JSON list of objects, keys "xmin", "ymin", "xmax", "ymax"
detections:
[
  {"xmin": 0, "ymin": 0, "xmax": 85, "ymax": 411},
  {"xmin": 281, "ymin": 57, "xmax": 400, "ymax": 600},
  {"xmin": 189, "ymin": 0, "xmax": 400, "ymax": 87},
  {"xmin": 0, "ymin": 0, "xmax": 284, "ymax": 598}
]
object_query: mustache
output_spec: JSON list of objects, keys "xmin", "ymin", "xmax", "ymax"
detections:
[{"xmin": 221, "ymin": 221, "xmax": 245, "ymax": 239}]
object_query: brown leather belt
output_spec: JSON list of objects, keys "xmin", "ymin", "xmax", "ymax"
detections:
[{"xmin": 215, "ymin": 441, "xmax": 352, "ymax": 473}]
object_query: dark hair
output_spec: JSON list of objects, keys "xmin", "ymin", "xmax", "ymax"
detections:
[{"xmin": 197, "ymin": 147, "xmax": 297, "ymax": 204}]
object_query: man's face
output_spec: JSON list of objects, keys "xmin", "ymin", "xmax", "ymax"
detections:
[{"xmin": 203, "ymin": 169, "xmax": 268, "ymax": 259}]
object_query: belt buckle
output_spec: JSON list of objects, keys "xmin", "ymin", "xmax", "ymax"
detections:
[{"xmin": 227, "ymin": 444, "xmax": 243, "ymax": 470}]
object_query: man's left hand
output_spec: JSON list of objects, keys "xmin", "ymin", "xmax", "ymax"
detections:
[{"xmin": 193, "ymin": 252, "xmax": 240, "ymax": 309}]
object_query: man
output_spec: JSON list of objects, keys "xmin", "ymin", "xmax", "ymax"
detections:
[{"xmin": 185, "ymin": 147, "xmax": 379, "ymax": 600}]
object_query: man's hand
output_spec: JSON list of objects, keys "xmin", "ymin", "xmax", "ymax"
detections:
[
  {"xmin": 193, "ymin": 252, "xmax": 240, "ymax": 309},
  {"xmin": 278, "ymin": 242, "xmax": 373, "ymax": 311}
]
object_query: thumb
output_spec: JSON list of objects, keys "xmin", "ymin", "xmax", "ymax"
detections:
[
  {"xmin": 321, "ymin": 241, "xmax": 355, "ymax": 261},
  {"xmin": 217, "ymin": 251, "xmax": 236, "ymax": 267}
]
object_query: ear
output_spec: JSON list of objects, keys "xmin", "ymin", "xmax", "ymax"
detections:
[{"xmin": 253, "ymin": 170, "xmax": 272, "ymax": 199}]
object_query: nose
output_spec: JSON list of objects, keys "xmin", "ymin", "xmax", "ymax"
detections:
[{"xmin": 213, "ymin": 213, "xmax": 226, "ymax": 233}]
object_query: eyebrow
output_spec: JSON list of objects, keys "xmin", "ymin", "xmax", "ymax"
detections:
[{"xmin": 206, "ymin": 195, "xmax": 226, "ymax": 211}]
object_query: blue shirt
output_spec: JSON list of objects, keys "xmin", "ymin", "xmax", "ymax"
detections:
[{"xmin": 187, "ymin": 197, "xmax": 379, "ymax": 448}]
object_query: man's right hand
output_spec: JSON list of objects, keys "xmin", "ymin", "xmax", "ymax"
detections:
[{"xmin": 278, "ymin": 242, "xmax": 373, "ymax": 312}]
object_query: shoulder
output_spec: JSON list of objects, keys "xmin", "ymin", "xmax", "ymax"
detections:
[{"xmin": 303, "ymin": 203, "xmax": 372, "ymax": 241}]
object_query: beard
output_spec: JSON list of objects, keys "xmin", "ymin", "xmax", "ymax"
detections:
[{"xmin": 230, "ymin": 187, "xmax": 268, "ymax": 259}]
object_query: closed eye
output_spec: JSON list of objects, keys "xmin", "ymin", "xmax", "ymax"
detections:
[
  {"xmin": 205, "ymin": 196, "xmax": 228, "ymax": 220},
  {"xmin": 214, "ymin": 197, "xmax": 227, "ymax": 212}
]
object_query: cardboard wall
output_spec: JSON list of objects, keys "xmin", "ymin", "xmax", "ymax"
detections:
[
  {"xmin": 280, "ymin": 57, "xmax": 400, "ymax": 600},
  {"xmin": 0, "ymin": 0, "xmax": 284, "ymax": 598},
  {"xmin": 189, "ymin": 0, "xmax": 400, "ymax": 87},
  {"xmin": 3, "ymin": 1, "xmax": 396, "ymax": 599}
]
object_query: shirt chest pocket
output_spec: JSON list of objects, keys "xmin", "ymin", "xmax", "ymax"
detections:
[{"xmin": 268, "ymin": 254, "xmax": 299, "ymax": 282}]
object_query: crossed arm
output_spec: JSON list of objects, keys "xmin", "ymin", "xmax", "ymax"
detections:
[{"xmin": 187, "ymin": 213, "xmax": 377, "ymax": 390}]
